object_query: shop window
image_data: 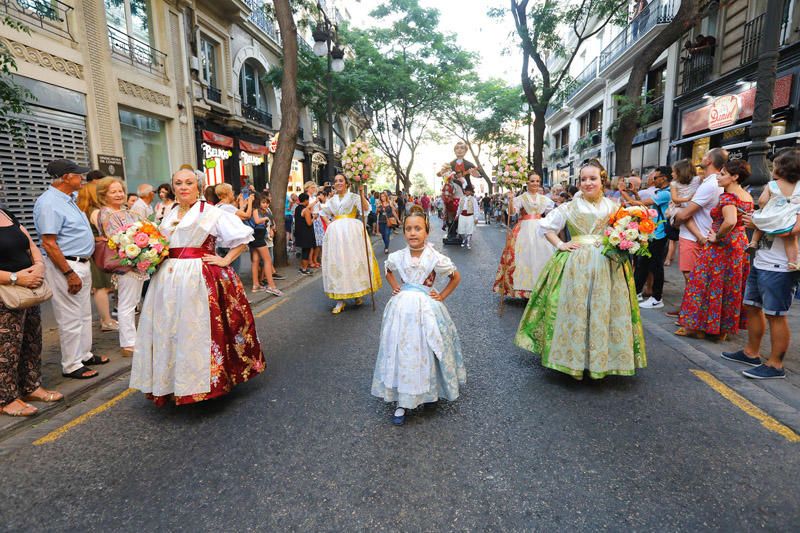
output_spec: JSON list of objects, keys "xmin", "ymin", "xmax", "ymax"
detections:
[
  {"xmin": 119, "ymin": 108, "xmax": 170, "ymax": 195},
  {"xmin": 105, "ymin": 0, "xmax": 153, "ymax": 45},
  {"xmin": 200, "ymin": 36, "xmax": 219, "ymax": 90}
]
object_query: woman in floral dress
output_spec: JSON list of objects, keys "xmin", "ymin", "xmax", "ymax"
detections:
[
  {"xmin": 493, "ymin": 173, "xmax": 555, "ymax": 299},
  {"xmin": 515, "ymin": 161, "xmax": 646, "ymax": 379},
  {"xmin": 678, "ymin": 159, "xmax": 754, "ymax": 339}
]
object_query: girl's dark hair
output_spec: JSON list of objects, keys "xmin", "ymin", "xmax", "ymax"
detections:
[
  {"xmin": 404, "ymin": 204, "xmax": 430, "ymax": 233},
  {"xmin": 203, "ymin": 185, "xmax": 219, "ymax": 204},
  {"xmin": 298, "ymin": 192, "xmax": 309, "ymax": 203},
  {"xmin": 157, "ymin": 183, "xmax": 175, "ymax": 200},
  {"xmin": 723, "ymin": 159, "xmax": 751, "ymax": 184},
  {"xmin": 773, "ymin": 149, "xmax": 800, "ymax": 184},
  {"xmin": 672, "ymin": 159, "xmax": 694, "ymax": 185},
  {"xmin": 127, "ymin": 193, "xmax": 138, "ymax": 200},
  {"xmin": 567, "ymin": 185, "xmax": 579, "ymax": 196}
]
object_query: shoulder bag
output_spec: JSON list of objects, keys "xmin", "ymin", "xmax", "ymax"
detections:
[
  {"xmin": 93, "ymin": 210, "xmax": 132, "ymax": 274},
  {"xmin": 0, "ymin": 209, "xmax": 52, "ymax": 309}
]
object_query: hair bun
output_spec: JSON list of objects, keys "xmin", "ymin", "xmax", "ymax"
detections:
[{"xmin": 409, "ymin": 205, "xmax": 426, "ymax": 217}]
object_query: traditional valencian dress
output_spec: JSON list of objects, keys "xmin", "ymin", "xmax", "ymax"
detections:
[
  {"xmin": 514, "ymin": 193, "xmax": 646, "ymax": 379},
  {"xmin": 372, "ymin": 244, "xmax": 465, "ymax": 408},
  {"xmin": 321, "ymin": 192, "xmax": 382, "ymax": 300},
  {"xmin": 130, "ymin": 201, "xmax": 265, "ymax": 405},
  {"xmin": 493, "ymin": 192, "xmax": 555, "ymax": 299}
]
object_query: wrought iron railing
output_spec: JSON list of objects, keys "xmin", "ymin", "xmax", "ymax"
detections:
[
  {"xmin": 565, "ymin": 58, "xmax": 599, "ymax": 102},
  {"xmin": 599, "ymin": 0, "xmax": 676, "ymax": 71},
  {"xmin": 549, "ymin": 147, "xmax": 569, "ymax": 161},
  {"xmin": 245, "ymin": 0, "xmax": 280, "ymax": 44},
  {"xmin": 1, "ymin": 0, "xmax": 74, "ymax": 41},
  {"xmin": 680, "ymin": 45, "xmax": 715, "ymax": 93},
  {"xmin": 313, "ymin": 135, "xmax": 326, "ymax": 148},
  {"xmin": 206, "ymin": 86, "xmax": 221, "ymax": 104},
  {"xmin": 107, "ymin": 25, "xmax": 167, "ymax": 76},
  {"xmin": 242, "ymin": 103, "xmax": 272, "ymax": 128},
  {"xmin": 741, "ymin": 12, "xmax": 789, "ymax": 66}
]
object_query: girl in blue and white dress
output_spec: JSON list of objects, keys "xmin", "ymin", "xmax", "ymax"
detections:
[{"xmin": 371, "ymin": 206, "xmax": 465, "ymax": 426}]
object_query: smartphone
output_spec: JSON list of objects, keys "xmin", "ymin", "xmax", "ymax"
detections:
[{"xmin": 242, "ymin": 188, "xmax": 250, "ymax": 200}]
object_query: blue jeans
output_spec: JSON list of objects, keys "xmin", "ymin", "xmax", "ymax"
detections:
[{"xmin": 379, "ymin": 222, "xmax": 391, "ymax": 250}]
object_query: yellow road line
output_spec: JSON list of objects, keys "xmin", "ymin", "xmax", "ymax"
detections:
[
  {"xmin": 691, "ymin": 370, "xmax": 800, "ymax": 443},
  {"xmin": 33, "ymin": 388, "xmax": 136, "ymax": 446},
  {"xmin": 254, "ymin": 297, "xmax": 289, "ymax": 318}
]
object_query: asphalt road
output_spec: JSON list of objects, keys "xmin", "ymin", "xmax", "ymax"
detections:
[{"xmin": 2, "ymin": 220, "xmax": 799, "ymax": 531}]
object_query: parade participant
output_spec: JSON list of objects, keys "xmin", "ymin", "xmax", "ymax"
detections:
[
  {"xmin": 493, "ymin": 173, "xmax": 555, "ymax": 299},
  {"xmin": 321, "ymin": 174, "xmax": 382, "ymax": 314},
  {"xmin": 456, "ymin": 184, "xmax": 480, "ymax": 249},
  {"xmin": 304, "ymin": 181, "xmax": 324, "ymax": 269},
  {"xmin": 372, "ymin": 205, "xmax": 465, "ymax": 426},
  {"xmin": 130, "ymin": 169, "xmax": 264, "ymax": 405},
  {"xmin": 515, "ymin": 160, "xmax": 647, "ymax": 379},
  {"xmin": 95, "ymin": 177, "xmax": 147, "ymax": 356}
]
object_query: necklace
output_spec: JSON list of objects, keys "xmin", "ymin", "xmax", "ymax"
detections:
[{"xmin": 409, "ymin": 245, "xmax": 426, "ymax": 251}]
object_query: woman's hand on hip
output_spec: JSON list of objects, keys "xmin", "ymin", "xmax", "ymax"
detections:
[{"xmin": 202, "ymin": 254, "xmax": 229, "ymax": 267}]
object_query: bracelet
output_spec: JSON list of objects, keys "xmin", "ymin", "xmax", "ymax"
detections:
[{"xmin": 62, "ymin": 269, "xmax": 74, "ymax": 276}]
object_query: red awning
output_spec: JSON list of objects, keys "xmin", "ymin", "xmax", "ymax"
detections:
[
  {"xmin": 239, "ymin": 140, "xmax": 270, "ymax": 154},
  {"xmin": 202, "ymin": 130, "xmax": 234, "ymax": 148}
]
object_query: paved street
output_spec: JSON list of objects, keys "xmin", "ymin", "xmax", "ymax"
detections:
[{"xmin": 2, "ymin": 223, "xmax": 799, "ymax": 531}]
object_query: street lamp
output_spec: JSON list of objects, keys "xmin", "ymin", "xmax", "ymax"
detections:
[{"xmin": 311, "ymin": 6, "xmax": 345, "ymax": 183}]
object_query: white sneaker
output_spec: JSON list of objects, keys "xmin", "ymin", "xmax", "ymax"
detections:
[
  {"xmin": 639, "ymin": 297, "xmax": 664, "ymax": 309},
  {"xmin": 636, "ymin": 293, "xmax": 644, "ymax": 302}
]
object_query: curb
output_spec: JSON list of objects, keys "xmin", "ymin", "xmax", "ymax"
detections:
[{"xmin": 643, "ymin": 320, "xmax": 800, "ymax": 434}]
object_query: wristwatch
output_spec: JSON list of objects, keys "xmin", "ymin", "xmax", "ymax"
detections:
[{"xmin": 9, "ymin": 273, "xmax": 17, "ymax": 286}]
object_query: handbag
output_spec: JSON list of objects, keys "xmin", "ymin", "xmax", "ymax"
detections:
[
  {"xmin": 0, "ymin": 280, "xmax": 52, "ymax": 309},
  {"xmin": 93, "ymin": 210, "xmax": 132, "ymax": 274}
]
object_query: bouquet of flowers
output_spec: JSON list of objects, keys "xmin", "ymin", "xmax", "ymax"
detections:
[
  {"xmin": 496, "ymin": 146, "xmax": 529, "ymax": 189},
  {"xmin": 342, "ymin": 140, "xmax": 375, "ymax": 185},
  {"xmin": 601, "ymin": 206, "xmax": 658, "ymax": 263},
  {"xmin": 107, "ymin": 220, "xmax": 170, "ymax": 276}
]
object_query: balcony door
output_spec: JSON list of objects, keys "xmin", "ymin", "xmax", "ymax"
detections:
[
  {"xmin": 239, "ymin": 60, "xmax": 270, "ymax": 114},
  {"xmin": 105, "ymin": 0, "xmax": 153, "ymax": 46}
]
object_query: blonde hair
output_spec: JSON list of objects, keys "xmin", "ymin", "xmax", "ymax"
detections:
[
  {"xmin": 95, "ymin": 177, "xmax": 126, "ymax": 207},
  {"xmin": 215, "ymin": 183, "xmax": 234, "ymax": 201},
  {"xmin": 76, "ymin": 181, "xmax": 101, "ymax": 216},
  {"xmin": 303, "ymin": 180, "xmax": 317, "ymax": 191}
]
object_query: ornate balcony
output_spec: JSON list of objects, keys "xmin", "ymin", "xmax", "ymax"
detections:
[
  {"xmin": 680, "ymin": 45, "xmax": 715, "ymax": 94},
  {"xmin": 313, "ymin": 135, "xmax": 326, "ymax": 148},
  {"xmin": 206, "ymin": 86, "xmax": 222, "ymax": 104},
  {"xmin": 107, "ymin": 25, "xmax": 167, "ymax": 77},
  {"xmin": 565, "ymin": 58, "xmax": 599, "ymax": 103},
  {"xmin": 1, "ymin": 0, "xmax": 74, "ymax": 41},
  {"xmin": 741, "ymin": 12, "xmax": 789, "ymax": 66},
  {"xmin": 244, "ymin": 0, "xmax": 280, "ymax": 44},
  {"xmin": 599, "ymin": 0, "xmax": 676, "ymax": 72},
  {"xmin": 242, "ymin": 103, "xmax": 272, "ymax": 128}
]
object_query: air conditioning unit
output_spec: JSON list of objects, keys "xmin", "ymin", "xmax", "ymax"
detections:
[{"xmin": 189, "ymin": 56, "xmax": 200, "ymax": 73}]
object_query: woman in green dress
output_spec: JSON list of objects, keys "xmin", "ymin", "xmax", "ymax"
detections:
[{"xmin": 514, "ymin": 160, "xmax": 646, "ymax": 379}]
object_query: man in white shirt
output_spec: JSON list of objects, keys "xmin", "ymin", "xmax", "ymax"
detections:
[
  {"xmin": 723, "ymin": 150, "xmax": 800, "ymax": 379},
  {"xmin": 638, "ymin": 170, "xmax": 657, "ymax": 202},
  {"xmin": 131, "ymin": 183, "xmax": 155, "ymax": 220},
  {"xmin": 673, "ymin": 148, "xmax": 726, "ymax": 279}
]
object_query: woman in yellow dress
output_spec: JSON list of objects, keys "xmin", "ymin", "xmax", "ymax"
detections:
[
  {"xmin": 321, "ymin": 174, "xmax": 382, "ymax": 314},
  {"xmin": 514, "ymin": 160, "xmax": 646, "ymax": 379}
]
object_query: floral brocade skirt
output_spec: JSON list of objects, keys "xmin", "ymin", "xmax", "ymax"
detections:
[
  {"xmin": 514, "ymin": 244, "xmax": 646, "ymax": 379},
  {"xmin": 493, "ymin": 218, "xmax": 554, "ymax": 299}
]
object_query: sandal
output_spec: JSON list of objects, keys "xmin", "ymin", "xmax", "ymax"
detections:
[
  {"xmin": 83, "ymin": 355, "xmax": 110, "ymax": 365},
  {"xmin": 24, "ymin": 388, "xmax": 63, "ymax": 403},
  {"xmin": 121, "ymin": 347, "xmax": 134, "ymax": 357},
  {"xmin": 2, "ymin": 400, "xmax": 38, "ymax": 417},
  {"xmin": 101, "ymin": 321, "xmax": 119, "ymax": 332},
  {"xmin": 332, "ymin": 302, "xmax": 345, "ymax": 315},
  {"xmin": 674, "ymin": 327, "xmax": 705, "ymax": 340},
  {"xmin": 62, "ymin": 366, "xmax": 98, "ymax": 379}
]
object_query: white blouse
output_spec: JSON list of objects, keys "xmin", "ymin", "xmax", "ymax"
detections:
[
  {"xmin": 385, "ymin": 244, "xmax": 457, "ymax": 282},
  {"xmin": 322, "ymin": 192, "xmax": 369, "ymax": 218},
  {"xmin": 159, "ymin": 202, "xmax": 254, "ymax": 249}
]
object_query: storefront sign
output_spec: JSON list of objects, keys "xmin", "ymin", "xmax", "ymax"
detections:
[
  {"xmin": 240, "ymin": 151, "xmax": 264, "ymax": 166},
  {"xmin": 201, "ymin": 143, "xmax": 232, "ymax": 161},
  {"xmin": 708, "ymin": 95, "xmax": 740, "ymax": 130},
  {"xmin": 202, "ymin": 130, "xmax": 234, "ymax": 148},
  {"xmin": 97, "ymin": 154, "xmax": 125, "ymax": 179}
]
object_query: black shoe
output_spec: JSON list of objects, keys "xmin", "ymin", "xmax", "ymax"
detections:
[
  {"xmin": 272, "ymin": 273, "xmax": 286, "ymax": 280},
  {"xmin": 299, "ymin": 268, "xmax": 313, "ymax": 276},
  {"xmin": 423, "ymin": 401, "xmax": 438, "ymax": 411}
]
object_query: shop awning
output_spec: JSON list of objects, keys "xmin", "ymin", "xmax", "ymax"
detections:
[
  {"xmin": 721, "ymin": 131, "xmax": 800, "ymax": 150},
  {"xmin": 202, "ymin": 130, "xmax": 234, "ymax": 148},
  {"xmin": 669, "ymin": 121, "xmax": 752, "ymax": 147},
  {"xmin": 239, "ymin": 140, "xmax": 269, "ymax": 154}
]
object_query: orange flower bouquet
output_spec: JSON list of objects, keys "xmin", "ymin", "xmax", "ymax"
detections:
[{"xmin": 601, "ymin": 206, "xmax": 658, "ymax": 263}]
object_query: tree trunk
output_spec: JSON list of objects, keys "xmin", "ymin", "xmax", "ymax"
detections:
[
  {"xmin": 271, "ymin": 0, "xmax": 300, "ymax": 267},
  {"xmin": 532, "ymin": 107, "xmax": 546, "ymax": 175},
  {"xmin": 613, "ymin": 0, "xmax": 699, "ymax": 175},
  {"xmin": 467, "ymin": 144, "xmax": 493, "ymax": 193}
]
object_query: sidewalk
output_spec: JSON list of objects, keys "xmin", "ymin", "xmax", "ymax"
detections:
[
  {"xmin": 0, "ymin": 244, "xmax": 319, "ymax": 441},
  {"xmin": 642, "ymin": 262, "xmax": 800, "ymax": 414}
]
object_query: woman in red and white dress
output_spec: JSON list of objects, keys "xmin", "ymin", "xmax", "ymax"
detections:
[
  {"xmin": 130, "ymin": 169, "xmax": 265, "ymax": 405},
  {"xmin": 493, "ymin": 173, "xmax": 555, "ymax": 299}
]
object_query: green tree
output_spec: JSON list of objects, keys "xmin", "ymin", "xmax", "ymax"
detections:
[
  {"xmin": 500, "ymin": 0, "xmax": 627, "ymax": 174},
  {"xmin": 438, "ymin": 78, "xmax": 525, "ymax": 192},
  {"xmin": 1, "ymin": 16, "xmax": 33, "ymax": 145},
  {"xmin": 410, "ymin": 172, "xmax": 433, "ymax": 197},
  {"xmin": 347, "ymin": 0, "xmax": 475, "ymax": 192}
]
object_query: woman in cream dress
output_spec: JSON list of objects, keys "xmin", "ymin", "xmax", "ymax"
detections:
[
  {"xmin": 515, "ymin": 161, "xmax": 646, "ymax": 379},
  {"xmin": 321, "ymin": 174, "xmax": 382, "ymax": 314},
  {"xmin": 493, "ymin": 174, "xmax": 555, "ymax": 299},
  {"xmin": 130, "ymin": 169, "xmax": 264, "ymax": 405}
]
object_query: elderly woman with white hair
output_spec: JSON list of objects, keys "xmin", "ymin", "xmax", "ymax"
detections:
[{"xmin": 130, "ymin": 169, "xmax": 265, "ymax": 406}]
